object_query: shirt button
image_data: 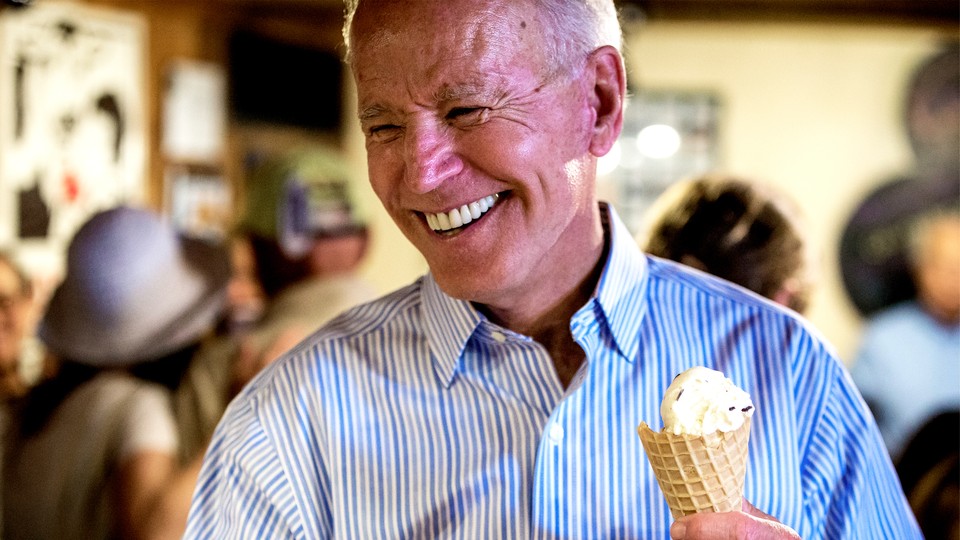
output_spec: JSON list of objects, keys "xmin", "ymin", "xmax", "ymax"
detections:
[
  {"xmin": 491, "ymin": 331, "xmax": 507, "ymax": 343},
  {"xmin": 548, "ymin": 422, "xmax": 564, "ymax": 444}
]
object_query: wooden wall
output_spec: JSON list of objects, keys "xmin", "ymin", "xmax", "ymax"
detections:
[{"xmin": 75, "ymin": 0, "xmax": 346, "ymax": 220}]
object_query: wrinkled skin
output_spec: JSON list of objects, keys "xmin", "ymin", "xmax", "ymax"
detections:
[
  {"xmin": 350, "ymin": 0, "xmax": 616, "ymax": 333},
  {"xmin": 349, "ymin": 1, "xmax": 800, "ymax": 537}
]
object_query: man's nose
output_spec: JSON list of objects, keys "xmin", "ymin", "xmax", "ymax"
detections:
[{"xmin": 403, "ymin": 121, "xmax": 463, "ymax": 193}]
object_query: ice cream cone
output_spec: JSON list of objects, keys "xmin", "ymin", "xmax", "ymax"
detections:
[{"xmin": 637, "ymin": 417, "xmax": 751, "ymax": 519}]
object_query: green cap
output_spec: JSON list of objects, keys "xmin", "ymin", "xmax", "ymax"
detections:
[{"xmin": 242, "ymin": 145, "xmax": 368, "ymax": 257}]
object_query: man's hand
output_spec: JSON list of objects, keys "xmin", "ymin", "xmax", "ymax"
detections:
[{"xmin": 670, "ymin": 499, "xmax": 801, "ymax": 539}]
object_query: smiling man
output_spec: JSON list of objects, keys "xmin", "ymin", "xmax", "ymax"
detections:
[{"xmin": 185, "ymin": 1, "xmax": 920, "ymax": 538}]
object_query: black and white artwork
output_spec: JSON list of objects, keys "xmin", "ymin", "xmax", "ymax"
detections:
[{"xmin": 0, "ymin": 2, "xmax": 145, "ymax": 275}]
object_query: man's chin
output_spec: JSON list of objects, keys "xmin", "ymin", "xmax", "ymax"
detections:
[{"xmin": 430, "ymin": 267, "xmax": 513, "ymax": 306}]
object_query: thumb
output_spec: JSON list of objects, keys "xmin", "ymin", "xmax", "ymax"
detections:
[{"xmin": 742, "ymin": 499, "xmax": 776, "ymax": 521}]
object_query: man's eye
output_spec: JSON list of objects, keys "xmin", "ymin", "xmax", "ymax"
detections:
[
  {"xmin": 447, "ymin": 107, "xmax": 489, "ymax": 125},
  {"xmin": 367, "ymin": 124, "xmax": 401, "ymax": 141}
]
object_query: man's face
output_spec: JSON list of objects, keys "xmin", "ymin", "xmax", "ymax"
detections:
[
  {"xmin": 350, "ymin": 0, "xmax": 603, "ymax": 309},
  {"xmin": 916, "ymin": 217, "xmax": 960, "ymax": 323},
  {"xmin": 0, "ymin": 263, "xmax": 30, "ymax": 367}
]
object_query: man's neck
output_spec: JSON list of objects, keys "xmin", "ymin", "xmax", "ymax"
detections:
[{"xmin": 477, "ymin": 210, "xmax": 612, "ymax": 389}]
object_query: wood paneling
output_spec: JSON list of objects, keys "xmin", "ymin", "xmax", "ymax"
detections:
[
  {"xmin": 64, "ymin": 0, "xmax": 344, "ymax": 215},
  {"xmin": 620, "ymin": 0, "xmax": 959, "ymax": 27}
]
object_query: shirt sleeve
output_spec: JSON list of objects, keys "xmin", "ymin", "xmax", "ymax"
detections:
[
  {"xmin": 117, "ymin": 383, "xmax": 179, "ymax": 461},
  {"xmin": 798, "ymin": 357, "xmax": 922, "ymax": 539},
  {"xmin": 184, "ymin": 381, "xmax": 329, "ymax": 539}
]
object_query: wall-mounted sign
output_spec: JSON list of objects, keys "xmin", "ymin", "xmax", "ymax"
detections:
[
  {"xmin": 0, "ymin": 1, "xmax": 146, "ymax": 279},
  {"xmin": 600, "ymin": 91, "xmax": 720, "ymax": 235}
]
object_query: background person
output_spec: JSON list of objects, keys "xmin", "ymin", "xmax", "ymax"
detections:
[
  {"xmin": 2, "ymin": 206, "xmax": 230, "ymax": 540},
  {"xmin": 852, "ymin": 211, "xmax": 960, "ymax": 460},
  {"xmin": 894, "ymin": 409, "xmax": 960, "ymax": 540},
  {"xmin": 239, "ymin": 144, "xmax": 378, "ymax": 367},
  {"xmin": 186, "ymin": 1, "xmax": 920, "ymax": 538},
  {"xmin": 173, "ymin": 145, "xmax": 379, "ymax": 459},
  {"xmin": 640, "ymin": 174, "xmax": 815, "ymax": 314},
  {"xmin": 215, "ymin": 232, "xmax": 266, "ymax": 338},
  {"xmin": 0, "ymin": 253, "xmax": 48, "ymax": 400}
]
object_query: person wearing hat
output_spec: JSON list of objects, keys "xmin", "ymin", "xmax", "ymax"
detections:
[
  {"xmin": 2, "ymin": 206, "xmax": 230, "ymax": 540},
  {"xmin": 170, "ymin": 145, "xmax": 380, "ymax": 495},
  {"xmin": 234, "ymin": 144, "xmax": 378, "ymax": 376}
]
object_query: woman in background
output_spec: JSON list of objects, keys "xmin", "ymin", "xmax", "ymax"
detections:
[
  {"xmin": 2, "ymin": 206, "xmax": 229, "ymax": 540},
  {"xmin": 640, "ymin": 173, "xmax": 815, "ymax": 314}
]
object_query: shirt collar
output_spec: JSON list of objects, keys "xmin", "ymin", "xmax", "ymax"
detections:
[
  {"xmin": 419, "ymin": 202, "xmax": 650, "ymax": 386},
  {"xmin": 420, "ymin": 273, "xmax": 483, "ymax": 388},
  {"xmin": 590, "ymin": 203, "xmax": 650, "ymax": 362}
]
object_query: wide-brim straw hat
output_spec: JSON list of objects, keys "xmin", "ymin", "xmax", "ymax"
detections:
[{"xmin": 39, "ymin": 206, "xmax": 230, "ymax": 367}]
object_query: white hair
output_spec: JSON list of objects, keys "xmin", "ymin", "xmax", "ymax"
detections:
[{"xmin": 342, "ymin": 0, "xmax": 622, "ymax": 73}]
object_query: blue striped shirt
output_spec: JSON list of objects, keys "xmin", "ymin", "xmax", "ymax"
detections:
[{"xmin": 186, "ymin": 205, "xmax": 920, "ymax": 539}]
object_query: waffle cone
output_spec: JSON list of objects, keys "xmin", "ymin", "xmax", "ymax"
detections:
[{"xmin": 637, "ymin": 417, "xmax": 751, "ymax": 520}]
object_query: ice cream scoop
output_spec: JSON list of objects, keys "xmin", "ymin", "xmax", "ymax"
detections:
[
  {"xmin": 637, "ymin": 366, "xmax": 755, "ymax": 518},
  {"xmin": 661, "ymin": 366, "xmax": 754, "ymax": 437}
]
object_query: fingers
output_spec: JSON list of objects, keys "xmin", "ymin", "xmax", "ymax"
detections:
[{"xmin": 670, "ymin": 502, "xmax": 802, "ymax": 540}]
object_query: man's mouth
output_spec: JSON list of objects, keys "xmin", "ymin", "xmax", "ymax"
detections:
[{"xmin": 424, "ymin": 193, "xmax": 500, "ymax": 232}]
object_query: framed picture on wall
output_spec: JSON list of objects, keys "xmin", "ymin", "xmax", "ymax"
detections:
[
  {"xmin": 599, "ymin": 90, "xmax": 720, "ymax": 235},
  {"xmin": 0, "ymin": 2, "xmax": 146, "ymax": 278}
]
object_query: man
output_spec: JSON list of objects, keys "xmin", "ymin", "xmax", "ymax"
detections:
[
  {"xmin": 186, "ymin": 1, "xmax": 920, "ymax": 538},
  {"xmin": 853, "ymin": 211, "xmax": 960, "ymax": 460}
]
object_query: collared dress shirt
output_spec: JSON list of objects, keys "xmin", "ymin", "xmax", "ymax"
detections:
[{"xmin": 186, "ymin": 205, "xmax": 920, "ymax": 539}]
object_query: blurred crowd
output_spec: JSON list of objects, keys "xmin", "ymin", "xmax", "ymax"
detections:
[
  {"xmin": 1, "ymin": 166, "xmax": 956, "ymax": 539},
  {"xmin": 0, "ymin": 41, "xmax": 956, "ymax": 538},
  {"xmin": 0, "ymin": 144, "xmax": 376, "ymax": 540}
]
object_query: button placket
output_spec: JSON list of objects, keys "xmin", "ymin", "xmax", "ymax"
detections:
[{"xmin": 547, "ymin": 421, "xmax": 564, "ymax": 444}]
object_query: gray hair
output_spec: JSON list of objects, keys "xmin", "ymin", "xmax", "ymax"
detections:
[{"xmin": 342, "ymin": 0, "xmax": 622, "ymax": 73}]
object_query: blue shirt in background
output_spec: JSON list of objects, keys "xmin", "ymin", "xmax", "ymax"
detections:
[
  {"xmin": 852, "ymin": 300, "xmax": 960, "ymax": 460},
  {"xmin": 186, "ymin": 206, "xmax": 919, "ymax": 539}
]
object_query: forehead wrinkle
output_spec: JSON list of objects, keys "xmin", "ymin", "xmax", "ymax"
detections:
[
  {"xmin": 433, "ymin": 78, "xmax": 492, "ymax": 103},
  {"xmin": 358, "ymin": 103, "xmax": 388, "ymax": 122},
  {"xmin": 355, "ymin": 1, "xmax": 539, "ymax": 116},
  {"xmin": 430, "ymin": 9, "xmax": 536, "ymax": 105}
]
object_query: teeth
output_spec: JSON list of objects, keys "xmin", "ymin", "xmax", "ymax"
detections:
[
  {"xmin": 426, "ymin": 194, "xmax": 499, "ymax": 232},
  {"xmin": 437, "ymin": 211, "xmax": 451, "ymax": 230}
]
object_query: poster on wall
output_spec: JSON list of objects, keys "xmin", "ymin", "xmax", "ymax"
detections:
[
  {"xmin": 599, "ymin": 91, "xmax": 720, "ymax": 235},
  {"xmin": 0, "ymin": 2, "xmax": 146, "ymax": 280},
  {"xmin": 164, "ymin": 166, "xmax": 231, "ymax": 241}
]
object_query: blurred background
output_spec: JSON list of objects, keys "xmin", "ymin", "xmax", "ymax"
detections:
[{"xmin": 0, "ymin": 0, "xmax": 957, "ymax": 364}]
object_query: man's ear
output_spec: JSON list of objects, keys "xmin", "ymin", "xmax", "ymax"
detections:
[{"xmin": 587, "ymin": 45, "xmax": 626, "ymax": 157}]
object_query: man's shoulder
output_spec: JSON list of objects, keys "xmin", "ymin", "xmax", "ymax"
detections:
[
  {"xmin": 320, "ymin": 278, "xmax": 425, "ymax": 335},
  {"xmin": 263, "ymin": 279, "xmax": 427, "ymax": 369},
  {"xmin": 643, "ymin": 254, "xmax": 831, "ymax": 350},
  {"xmin": 644, "ymin": 255, "xmax": 793, "ymax": 314},
  {"xmin": 227, "ymin": 279, "xmax": 430, "ymax": 420},
  {"xmin": 864, "ymin": 301, "xmax": 926, "ymax": 329}
]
